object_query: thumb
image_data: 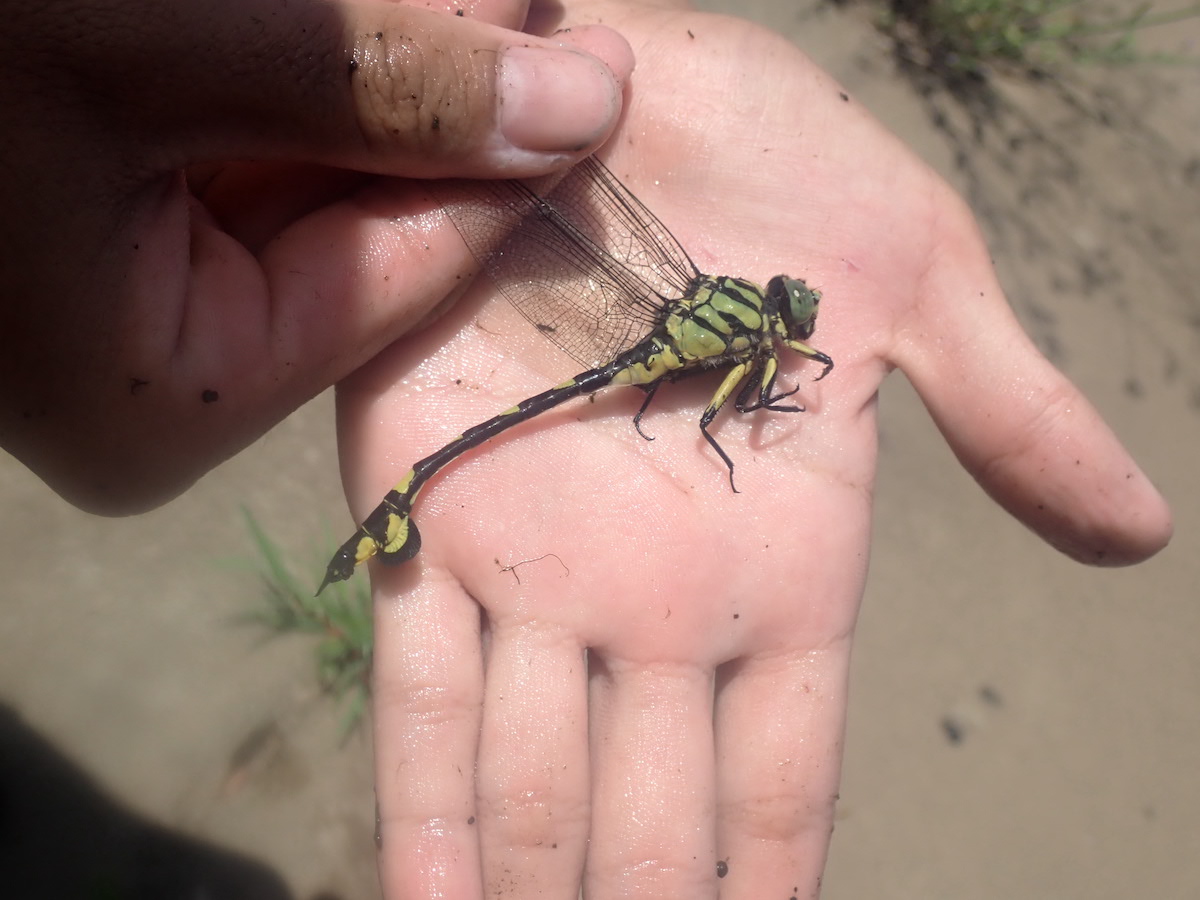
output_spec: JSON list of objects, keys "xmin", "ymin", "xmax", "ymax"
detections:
[
  {"xmin": 34, "ymin": 0, "xmax": 632, "ymax": 178},
  {"xmin": 891, "ymin": 193, "xmax": 1172, "ymax": 566}
]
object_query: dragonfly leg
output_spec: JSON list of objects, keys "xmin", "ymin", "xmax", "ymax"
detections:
[
  {"xmin": 699, "ymin": 360, "xmax": 754, "ymax": 493},
  {"xmin": 784, "ymin": 338, "xmax": 835, "ymax": 382},
  {"xmin": 632, "ymin": 381, "xmax": 663, "ymax": 441},
  {"xmin": 737, "ymin": 355, "xmax": 805, "ymax": 414}
]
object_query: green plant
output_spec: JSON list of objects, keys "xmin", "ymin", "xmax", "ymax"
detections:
[
  {"xmin": 239, "ymin": 508, "xmax": 373, "ymax": 738},
  {"xmin": 883, "ymin": 0, "xmax": 1200, "ymax": 75}
]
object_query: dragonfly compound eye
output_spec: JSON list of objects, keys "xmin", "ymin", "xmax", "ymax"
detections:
[{"xmin": 768, "ymin": 275, "xmax": 821, "ymax": 340}]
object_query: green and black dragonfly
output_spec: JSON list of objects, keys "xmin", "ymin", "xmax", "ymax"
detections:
[{"xmin": 319, "ymin": 155, "xmax": 833, "ymax": 593}]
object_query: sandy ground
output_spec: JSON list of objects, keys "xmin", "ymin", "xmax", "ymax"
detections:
[{"xmin": 2, "ymin": 2, "xmax": 1197, "ymax": 898}]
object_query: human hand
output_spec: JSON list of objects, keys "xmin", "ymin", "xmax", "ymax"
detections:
[
  {"xmin": 333, "ymin": 1, "xmax": 1174, "ymax": 898},
  {"xmin": 0, "ymin": 0, "xmax": 631, "ymax": 513}
]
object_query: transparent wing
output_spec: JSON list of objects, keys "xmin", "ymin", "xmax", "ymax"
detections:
[{"xmin": 432, "ymin": 156, "xmax": 703, "ymax": 369}]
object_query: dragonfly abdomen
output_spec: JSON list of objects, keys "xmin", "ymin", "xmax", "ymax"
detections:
[{"xmin": 319, "ymin": 357, "xmax": 641, "ymax": 593}]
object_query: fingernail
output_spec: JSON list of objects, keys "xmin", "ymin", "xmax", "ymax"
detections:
[{"xmin": 497, "ymin": 46, "xmax": 620, "ymax": 152}]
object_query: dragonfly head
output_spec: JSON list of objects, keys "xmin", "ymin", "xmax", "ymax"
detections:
[{"xmin": 767, "ymin": 276, "xmax": 821, "ymax": 340}]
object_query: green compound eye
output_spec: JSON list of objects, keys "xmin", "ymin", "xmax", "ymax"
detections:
[
  {"xmin": 788, "ymin": 278, "xmax": 820, "ymax": 322},
  {"xmin": 767, "ymin": 275, "xmax": 821, "ymax": 340}
]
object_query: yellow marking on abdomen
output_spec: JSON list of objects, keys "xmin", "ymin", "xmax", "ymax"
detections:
[{"xmin": 381, "ymin": 514, "xmax": 413, "ymax": 556}]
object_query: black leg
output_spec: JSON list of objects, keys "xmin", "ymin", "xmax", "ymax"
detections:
[
  {"xmin": 699, "ymin": 402, "xmax": 741, "ymax": 494},
  {"xmin": 632, "ymin": 381, "xmax": 662, "ymax": 441},
  {"xmin": 737, "ymin": 357, "xmax": 804, "ymax": 414}
]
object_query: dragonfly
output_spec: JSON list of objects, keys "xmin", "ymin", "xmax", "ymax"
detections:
[{"xmin": 318, "ymin": 155, "xmax": 833, "ymax": 593}]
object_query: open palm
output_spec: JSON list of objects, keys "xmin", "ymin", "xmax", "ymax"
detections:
[{"xmin": 333, "ymin": 3, "xmax": 1172, "ymax": 898}]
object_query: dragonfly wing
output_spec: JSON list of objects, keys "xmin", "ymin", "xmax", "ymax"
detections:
[
  {"xmin": 431, "ymin": 157, "xmax": 702, "ymax": 369},
  {"xmin": 566, "ymin": 156, "xmax": 700, "ymax": 298}
]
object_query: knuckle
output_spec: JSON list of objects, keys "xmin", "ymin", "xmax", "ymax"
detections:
[
  {"xmin": 592, "ymin": 856, "xmax": 710, "ymax": 898},
  {"xmin": 348, "ymin": 27, "xmax": 493, "ymax": 157},
  {"xmin": 722, "ymin": 787, "xmax": 837, "ymax": 842},
  {"xmin": 376, "ymin": 678, "xmax": 479, "ymax": 733},
  {"xmin": 478, "ymin": 774, "xmax": 588, "ymax": 847}
]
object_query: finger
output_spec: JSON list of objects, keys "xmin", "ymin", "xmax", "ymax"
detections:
[
  {"xmin": 373, "ymin": 571, "xmax": 486, "ymax": 899},
  {"xmin": 712, "ymin": 649, "xmax": 850, "ymax": 899},
  {"xmin": 891, "ymin": 188, "xmax": 1172, "ymax": 565},
  {"xmin": 36, "ymin": 0, "xmax": 631, "ymax": 177},
  {"xmin": 4, "ymin": 175, "xmax": 440, "ymax": 513},
  {"xmin": 586, "ymin": 658, "xmax": 717, "ymax": 898},
  {"xmin": 475, "ymin": 619, "xmax": 590, "ymax": 898}
]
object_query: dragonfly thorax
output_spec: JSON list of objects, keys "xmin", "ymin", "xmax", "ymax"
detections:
[{"xmin": 664, "ymin": 275, "xmax": 773, "ymax": 364}]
